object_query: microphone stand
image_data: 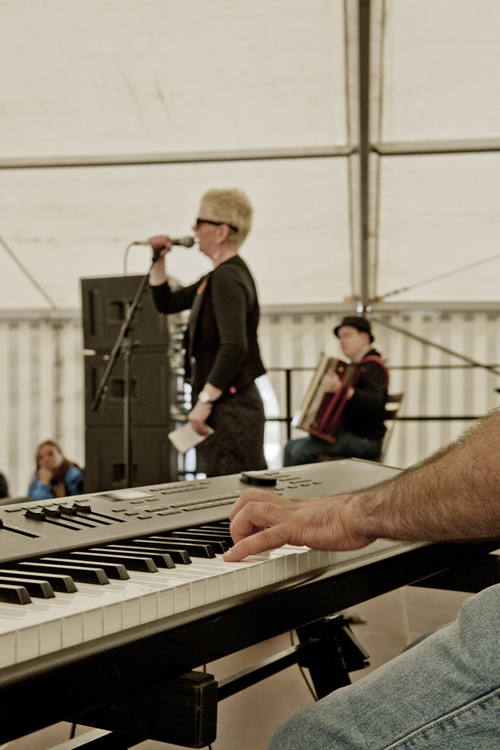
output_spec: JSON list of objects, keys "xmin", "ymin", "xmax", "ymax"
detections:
[{"xmin": 90, "ymin": 259, "xmax": 156, "ymax": 488}]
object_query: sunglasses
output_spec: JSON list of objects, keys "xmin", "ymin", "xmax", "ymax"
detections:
[{"xmin": 195, "ymin": 218, "xmax": 238, "ymax": 232}]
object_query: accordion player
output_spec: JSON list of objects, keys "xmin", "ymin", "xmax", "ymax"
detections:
[{"xmin": 285, "ymin": 317, "xmax": 389, "ymax": 466}]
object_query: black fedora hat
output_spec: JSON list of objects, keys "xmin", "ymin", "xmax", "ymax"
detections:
[{"xmin": 334, "ymin": 316, "xmax": 374, "ymax": 342}]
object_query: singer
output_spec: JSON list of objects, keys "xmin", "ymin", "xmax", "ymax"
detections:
[{"xmin": 148, "ymin": 188, "xmax": 267, "ymax": 477}]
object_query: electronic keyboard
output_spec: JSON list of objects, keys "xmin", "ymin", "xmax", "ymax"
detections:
[{"xmin": 0, "ymin": 459, "xmax": 496, "ymax": 747}]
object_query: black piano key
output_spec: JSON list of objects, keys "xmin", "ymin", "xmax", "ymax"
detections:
[
  {"xmin": 19, "ymin": 562, "xmax": 110, "ymax": 585},
  {"xmin": 109, "ymin": 543, "xmax": 192, "ymax": 565},
  {"xmin": 196, "ymin": 525, "xmax": 234, "ymax": 537},
  {"xmin": 170, "ymin": 530, "xmax": 232, "ymax": 550},
  {"xmin": 148, "ymin": 537, "xmax": 216, "ymax": 559},
  {"xmin": 0, "ymin": 568, "xmax": 77, "ymax": 593},
  {"xmin": 62, "ymin": 551, "xmax": 158, "ymax": 573},
  {"xmin": 162, "ymin": 534, "xmax": 229, "ymax": 554},
  {"xmin": 0, "ymin": 583, "xmax": 31, "ymax": 605},
  {"xmin": 89, "ymin": 548, "xmax": 175, "ymax": 570},
  {"xmin": 0, "ymin": 575, "xmax": 55, "ymax": 599},
  {"xmin": 173, "ymin": 527, "xmax": 232, "ymax": 538},
  {"xmin": 43, "ymin": 556, "xmax": 130, "ymax": 581}
]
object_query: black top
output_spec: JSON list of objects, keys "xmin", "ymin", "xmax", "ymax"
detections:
[
  {"xmin": 150, "ymin": 255, "xmax": 266, "ymax": 399},
  {"xmin": 343, "ymin": 348, "xmax": 388, "ymax": 439}
]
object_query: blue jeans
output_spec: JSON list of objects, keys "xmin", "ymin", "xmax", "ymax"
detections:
[
  {"xmin": 283, "ymin": 431, "xmax": 382, "ymax": 466},
  {"xmin": 269, "ymin": 583, "xmax": 500, "ymax": 749}
]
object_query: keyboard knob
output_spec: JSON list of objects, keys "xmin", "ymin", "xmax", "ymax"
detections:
[
  {"xmin": 24, "ymin": 507, "xmax": 45, "ymax": 521},
  {"xmin": 72, "ymin": 501, "xmax": 92, "ymax": 513}
]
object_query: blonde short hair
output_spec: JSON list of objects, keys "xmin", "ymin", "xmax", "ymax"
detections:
[{"xmin": 201, "ymin": 188, "xmax": 253, "ymax": 249}]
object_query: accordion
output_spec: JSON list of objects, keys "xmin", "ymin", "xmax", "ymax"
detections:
[{"xmin": 293, "ymin": 356, "xmax": 362, "ymax": 443}]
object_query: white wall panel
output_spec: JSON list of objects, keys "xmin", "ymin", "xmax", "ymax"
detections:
[{"xmin": 0, "ymin": 318, "xmax": 84, "ymax": 498}]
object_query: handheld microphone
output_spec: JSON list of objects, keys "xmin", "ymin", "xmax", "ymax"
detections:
[{"xmin": 133, "ymin": 236, "xmax": 196, "ymax": 248}]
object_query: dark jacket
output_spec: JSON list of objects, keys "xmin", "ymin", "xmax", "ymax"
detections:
[
  {"xmin": 150, "ymin": 255, "xmax": 266, "ymax": 399},
  {"xmin": 343, "ymin": 348, "xmax": 388, "ymax": 439}
]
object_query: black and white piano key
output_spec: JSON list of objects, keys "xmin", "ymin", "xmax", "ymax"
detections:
[
  {"xmin": 43, "ymin": 557, "xmax": 129, "ymax": 581},
  {"xmin": 0, "ymin": 568, "xmax": 77, "ymax": 593},
  {"xmin": 167, "ymin": 532, "xmax": 230, "ymax": 553},
  {"xmin": 148, "ymin": 537, "xmax": 216, "ymax": 558},
  {"xmin": 88, "ymin": 548, "xmax": 176, "ymax": 570},
  {"xmin": 0, "ymin": 544, "xmax": 324, "ymax": 665},
  {"xmin": 0, "ymin": 522, "xmax": 403, "ymax": 671},
  {"xmin": 172, "ymin": 527, "xmax": 233, "ymax": 540},
  {"xmin": 0, "ymin": 583, "xmax": 31, "ymax": 605},
  {"xmin": 190, "ymin": 526, "xmax": 234, "ymax": 540},
  {"xmin": 54, "ymin": 551, "xmax": 159, "ymax": 574},
  {"xmin": 18, "ymin": 562, "xmax": 110, "ymax": 585},
  {"xmin": 0, "ymin": 575, "xmax": 55, "ymax": 599},
  {"xmin": 106, "ymin": 543, "xmax": 192, "ymax": 565}
]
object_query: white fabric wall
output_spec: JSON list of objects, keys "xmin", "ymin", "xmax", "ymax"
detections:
[{"xmin": 0, "ymin": 315, "xmax": 84, "ymax": 497}]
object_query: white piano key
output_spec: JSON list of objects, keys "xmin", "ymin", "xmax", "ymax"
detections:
[
  {"xmin": 16, "ymin": 624, "xmax": 40, "ymax": 663},
  {"xmin": 169, "ymin": 559, "xmax": 236, "ymax": 599},
  {"xmin": 172, "ymin": 581, "xmax": 191, "ymax": 612},
  {"xmin": 207, "ymin": 559, "xmax": 250, "ymax": 595},
  {"xmin": 61, "ymin": 612, "xmax": 84, "ymax": 649},
  {"xmin": 40, "ymin": 618, "xmax": 62, "ymax": 656},
  {"xmin": 122, "ymin": 594, "xmax": 141, "ymax": 630},
  {"xmin": 0, "ymin": 627, "xmax": 16, "ymax": 668},
  {"xmin": 157, "ymin": 585, "xmax": 176, "ymax": 619},
  {"xmin": 83, "ymin": 607, "xmax": 104, "ymax": 642},
  {"xmin": 128, "ymin": 567, "xmax": 210, "ymax": 609},
  {"xmin": 270, "ymin": 548, "xmax": 299, "ymax": 578}
]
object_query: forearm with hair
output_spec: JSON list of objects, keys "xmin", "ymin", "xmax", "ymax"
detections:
[
  {"xmin": 348, "ymin": 409, "xmax": 500, "ymax": 543},
  {"xmin": 400, "ymin": 411, "xmax": 491, "ymax": 476}
]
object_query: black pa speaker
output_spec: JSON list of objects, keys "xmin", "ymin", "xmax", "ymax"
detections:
[
  {"xmin": 81, "ymin": 274, "xmax": 169, "ymax": 351},
  {"xmin": 84, "ymin": 351, "xmax": 182, "ymax": 427},
  {"xmin": 84, "ymin": 425, "xmax": 179, "ymax": 493}
]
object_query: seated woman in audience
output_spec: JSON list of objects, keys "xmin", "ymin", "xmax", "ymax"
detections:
[
  {"xmin": 27, "ymin": 440, "xmax": 83, "ymax": 500},
  {"xmin": 0, "ymin": 472, "xmax": 9, "ymax": 499}
]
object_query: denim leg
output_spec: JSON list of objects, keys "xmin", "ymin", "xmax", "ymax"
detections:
[
  {"xmin": 283, "ymin": 432, "xmax": 382, "ymax": 467},
  {"xmin": 283, "ymin": 436, "xmax": 335, "ymax": 466},
  {"xmin": 333, "ymin": 431, "xmax": 382, "ymax": 461},
  {"xmin": 269, "ymin": 584, "xmax": 500, "ymax": 750}
]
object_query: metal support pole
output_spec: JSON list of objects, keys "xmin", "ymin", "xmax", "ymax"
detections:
[{"xmin": 358, "ymin": 0, "xmax": 371, "ymax": 309}]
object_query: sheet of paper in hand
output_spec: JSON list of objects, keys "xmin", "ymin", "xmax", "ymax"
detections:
[{"xmin": 168, "ymin": 423, "xmax": 215, "ymax": 453}]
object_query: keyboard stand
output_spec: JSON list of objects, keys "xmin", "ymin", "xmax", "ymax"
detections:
[
  {"xmin": 296, "ymin": 614, "xmax": 370, "ymax": 697},
  {"xmin": 66, "ymin": 615, "xmax": 368, "ymax": 749},
  {"xmin": 69, "ymin": 671, "xmax": 218, "ymax": 749},
  {"xmin": 219, "ymin": 614, "xmax": 369, "ymax": 701}
]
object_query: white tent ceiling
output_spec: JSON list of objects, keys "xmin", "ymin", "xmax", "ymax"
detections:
[{"xmin": 1, "ymin": 0, "xmax": 500, "ymax": 311}]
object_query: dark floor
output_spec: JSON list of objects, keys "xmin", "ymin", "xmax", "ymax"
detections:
[{"xmin": 2, "ymin": 585, "xmax": 472, "ymax": 750}]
